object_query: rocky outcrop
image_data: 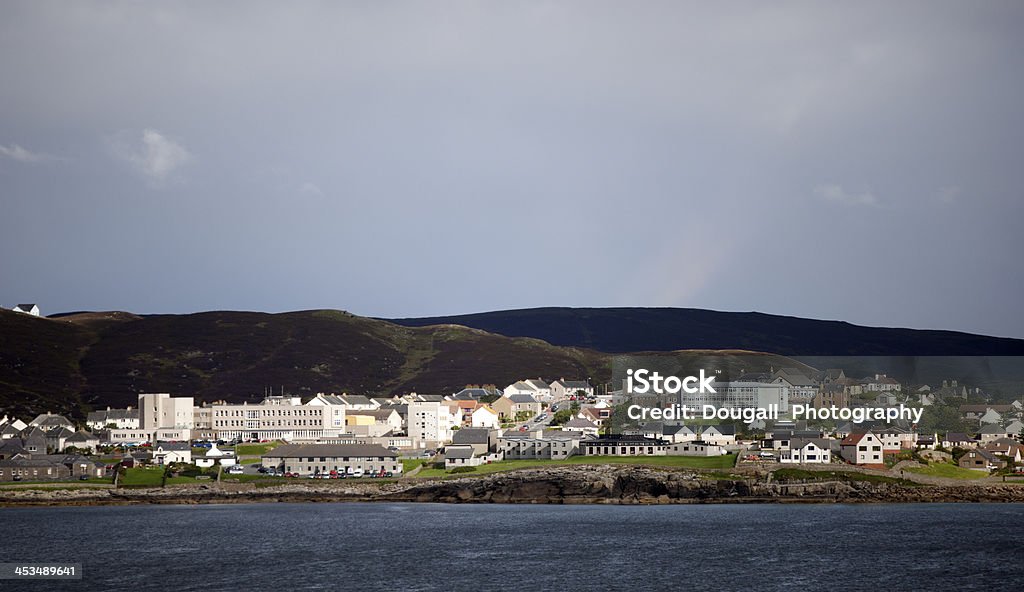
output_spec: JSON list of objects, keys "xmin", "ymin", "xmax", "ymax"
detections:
[{"xmin": 4, "ymin": 466, "xmax": 1024, "ymax": 506}]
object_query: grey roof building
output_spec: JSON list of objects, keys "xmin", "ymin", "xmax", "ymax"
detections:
[
  {"xmin": 29, "ymin": 413, "xmax": 75, "ymax": 432},
  {"xmin": 262, "ymin": 443, "xmax": 399, "ymax": 459}
]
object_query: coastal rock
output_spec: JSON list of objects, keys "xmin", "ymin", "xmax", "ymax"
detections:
[{"xmin": 4, "ymin": 466, "xmax": 1024, "ymax": 506}]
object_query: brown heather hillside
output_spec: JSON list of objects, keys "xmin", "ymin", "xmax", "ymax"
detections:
[{"xmin": 0, "ymin": 308, "xmax": 812, "ymax": 420}]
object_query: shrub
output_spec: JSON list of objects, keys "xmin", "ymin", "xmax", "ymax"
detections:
[{"xmin": 449, "ymin": 466, "xmax": 476, "ymax": 474}]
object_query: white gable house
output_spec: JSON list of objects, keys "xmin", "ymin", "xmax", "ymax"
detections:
[{"xmin": 12, "ymin": 303, "xmax": 40, "ymax": 316}]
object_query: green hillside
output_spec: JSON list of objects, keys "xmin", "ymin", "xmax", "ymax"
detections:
[{"xmin": 0, "ymin": 308, "xmax": 808, "ymax": 420}]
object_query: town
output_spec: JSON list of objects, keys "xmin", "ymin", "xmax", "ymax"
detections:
[{"xmin": 1, "ymin": 369, "xmax": 1023, "ymax": 485}]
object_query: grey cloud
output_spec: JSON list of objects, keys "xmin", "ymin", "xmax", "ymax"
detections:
[
  {"xmin": 0, "ymin": 1, "xmax": 1022, "ymax": 338},
  {"xmin": 110, "ymin": 129, "xmax": 192, "ymax": 183},
  {"xmin": 0, "ymin": 143, "xmax": 52, "ymax": 163},
  {"xmin": 814, "ymin": 184, "xmax": 880, "ymax": 207}
]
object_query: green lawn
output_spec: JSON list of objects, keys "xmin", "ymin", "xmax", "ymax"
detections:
[
  {"xmin": 772, "ymin": 468, "xmax": 919, "ymax": 486},
  {"xmin": 906, "ymin": 463, "xmax": 989, "ymax": 480},
  {"xmin": 235, "ymin": 442, "xmax": 281, "ymax": 457},
  {"xmin": 401, "ymin": 459, "xmax": 430, "ymax": 473},
  {"xmin": 411, "ymin": 454, "xmax": 738, "ymax": 479},
  {"xmin": 118, "ymin": 467, "xmax": 166, "ymax": 487}
]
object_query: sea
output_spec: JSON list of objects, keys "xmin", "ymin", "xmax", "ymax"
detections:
[{"xmin": 1, "ymin": 502, "xmax": 1022, "ymax": 591}]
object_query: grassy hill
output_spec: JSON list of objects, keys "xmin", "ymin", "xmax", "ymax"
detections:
[
  {"xmin": 6, "ymin": 306, "xmax": 1022, "ymax": 420},
  {"xmin": 389, "ymin": 307, "xmax": 1024, "ymax": 356},
  {"xmin": 0, "ymin": 308, "xmax": 811, "ymax": 420}
]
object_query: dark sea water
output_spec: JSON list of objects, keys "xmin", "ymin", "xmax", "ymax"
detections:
[{"xmin": 1, "ymin": 502, "xmax": 1022, "ymax": 591}]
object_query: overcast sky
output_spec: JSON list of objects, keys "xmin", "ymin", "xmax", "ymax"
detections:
[{"xmin": 1, "ymin": 2, "xmax": 1022, "ymax": 337}]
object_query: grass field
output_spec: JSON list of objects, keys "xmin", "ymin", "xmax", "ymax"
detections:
[
  {"xmin": 401, "ymin": 459, "xmax": 430, "ymax": 473},
  {"xmin": 235, "ymin": 442, "xmax": 281, "ymax": 457},
  {"xmin": 411, "ymin": 454, "xmax": 738, "ymax": 479},
  {"xmin": 906, "ymin": 463, "xmax": 989, "ymax": 480},
  {"xmin": 772, "ymin": 468, "xmax": 920, "ymax": 486},
  {"xmin": 118, "ymin": 467, "xmax": 166, "ymax": 487}
]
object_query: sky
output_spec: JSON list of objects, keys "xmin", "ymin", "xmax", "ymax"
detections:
[{"xmin": 1, "ymin": 1, "xmax": 1022, "ymax": 338}]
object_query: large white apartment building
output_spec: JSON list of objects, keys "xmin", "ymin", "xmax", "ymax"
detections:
[
  {"xmin": 407, "ymin": 401, "xmax": 457, "ymax": 448},
  {"xmin": 108, "ymin": 393, "xmax": 195, "ymax": 443},
  {"xmin": 205, "ymin": 394, "xmax": 347, "ymax": 441},
  {"xmin": 140, "ymin": 393, "xmax": 194, "ymax": 431}
]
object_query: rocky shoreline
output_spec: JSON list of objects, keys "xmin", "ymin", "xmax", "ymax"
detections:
[{"xmin": 4, "ymin": 465, "xmax": 1024, "ymax": 507}]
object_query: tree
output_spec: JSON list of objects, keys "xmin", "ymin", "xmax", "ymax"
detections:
[
  {"xmin": 549, "ymin": 409, "xmax": 573, "ymax": 426},
  {"xmin": 916, "ymin": 404, "xmax": 969, "ymax": 435},
  {"xmin": 606, "ymin": 403, "xmax": 636, "ymax": 434},
  {"xmin": 514, "ymin": 411, "xmax": 533, "ymax": 423}
]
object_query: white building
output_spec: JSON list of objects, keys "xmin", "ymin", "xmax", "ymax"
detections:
[
  {"xmin": 152, "ymin": 442, "xmax": 192, "ymax": 465},
  {"xmin": 779, "ymin": 438, "xmax": 832, "ymax": 464},
  {"xmin": 504, "ymin": 379, "xmax": 552, "ymax": 402},
  {"xmin": 407, "ymin": 401, "xmax": 458, "ymax": 448},
  {"xmin": 864, "ymin": 374, "xmax": 901, "ymax": 392},
  {"xmin": 662, "ymin": 424, "xmax": 700, "ymax": 443},
  {"xmin": 86, "ymin": 407, "xmax": 139, "ymax": 431},
  {"xmin": 699, "ymin": 425, "xmax": 736, "ymax": 446},
  {"xmin": 193, "ymin": 443, "xmax": 236, "ymax": 468},
  {"xmin": 443, "ymin": 445, "xmax": 503, "ymax": 469},
  {"xmin": 498, "ymin": 429, "xmax": 582, "ymax": 460},
  {"xmin": 0, "ymin": 417, "xmax": 28, "ymax": 438},
  {"xmin": 550, "ymin": 379, "xmax": 594, "ymax": 401},
  {"xmin": 140, "ymin": 393, "xmax": 194, "ymax": 431},
  {"xmin": 562, "ymin": 417, "xmax": 599, "ymax": 437},
  {"xmin": 840, "ymin": 431, "xmax": 884, "ymax": 465},
  {"xmin": 207, "ymin": 395, "xmax": 346, "ymax": 442},
  {"xmin": 667, "ymin": 441, "xmax": 727, "ymax": 457},
  {"xmin": 470, "ymin": 405, "xmax": 500, "ymax": 429},
  {"xmin": 11, "ymin": 303, "xmax": 40, "ymax": 316}
]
